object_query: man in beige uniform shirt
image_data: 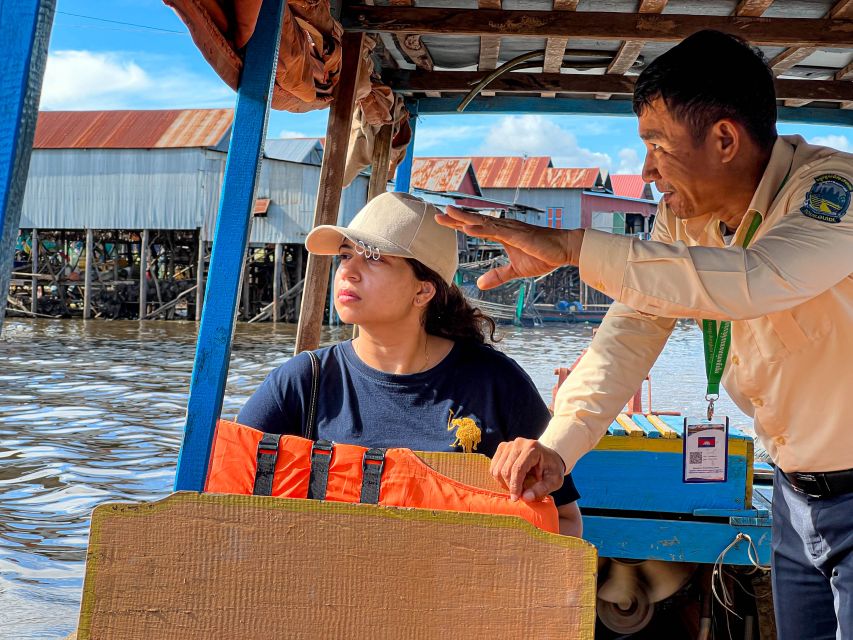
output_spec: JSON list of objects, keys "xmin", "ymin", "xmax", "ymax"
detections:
[{"xmin": 438, "ymin": 30, "xmax": 853, "ymax": 639}]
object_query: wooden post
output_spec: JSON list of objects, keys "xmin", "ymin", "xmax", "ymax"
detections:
[
  {"xmin": 367, "ymin": 123, "xmax": 393, "ymax": 199},
  {"xmin": 83, "ymin": 228, "xmax": 93, "ymax": 319},
  {"xmin": 295, "ymin": 31, "xmax": 366, "ymax": 354},
  {"xmin": 175, "ymin": 0, "xmax": 286, "ymax": 492},
  {"xmin": 195, "ymin": 230, "xmax": 205, "ymax": 322},
  {"xmin": 395, "ymin": 99, "xmax": 418, "ymax": 193},
  {"xmin": 272, "ymin": 242, "xmax": 282, "ymax": 323},
  {"xmin": 139, "ymin": 229, "xmax": 149, "ymax": 320},
  {"xmin": 0, "ymin": 1, "xmax": 56, "ymax": 333},
  {"xmin": 241, "ymin": 249, "xmax": 251, "ymax": 320},
  {"xmin": 30, "ymin": 228, "xmax": 38, "ymax": 315}
]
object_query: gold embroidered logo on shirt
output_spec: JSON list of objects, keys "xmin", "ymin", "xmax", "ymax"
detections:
[{"xmin": 447, "ymin": 409, "xmax": 482, "ymax": 453}]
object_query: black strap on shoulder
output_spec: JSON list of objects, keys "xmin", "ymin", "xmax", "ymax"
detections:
[
  {"xmin": 253, "ymin": 432, "xmax": 282, "ymax": 496},
  {"xmin": 307, "ymin": 440, "xmax": 334, "ymax": 500},
  {"xmin": 303, "ymin": 351, "xmax": 321, "ymax": 440},
  {"xmin": 360, "ymin": 448, "xmax": 386, "ymax": 505}
]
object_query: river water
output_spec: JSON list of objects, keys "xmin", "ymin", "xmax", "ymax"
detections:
[{"xmin": 0, "ymin": 319, "xmax": 749, "ymax": 639}]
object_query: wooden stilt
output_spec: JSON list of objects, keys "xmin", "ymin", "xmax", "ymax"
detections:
[
  {"xmin": 195, "ymin": 230, "xmax": 205, "ymax": 322},
  {"xmin": 272, "ymin": 242, "xmax": 282, "ymax": 323},
  {"xmin": 367, "ymin": 123, "xmax": 393, "ymax": 200},
  {"xmin": 83, "ymin": 228, "xmax": 93, "ymax": 319},
  {"xmin": 31, "ymin": 228, "xmax": 38, "ymax": 315},
  {"xmin": 295, "ymin": 31, "xmax": 366, "ymax": 354},
  {"xmin": 241, "ymin": 249, "xmax": 251, "ymax": 320},
  {"xmin": 139, "ymin": 229, "xmax": 149, "ymax": 320}
]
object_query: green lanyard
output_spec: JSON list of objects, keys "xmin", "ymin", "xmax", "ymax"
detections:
[{"xmin": 701, "ymin": 212, "xmax": 762, "ymax": 419}]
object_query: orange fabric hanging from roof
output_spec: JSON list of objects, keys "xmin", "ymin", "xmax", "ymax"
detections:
[{"xmin": 206, "ymin": 419, "xmax": 560, "ymax": 533}]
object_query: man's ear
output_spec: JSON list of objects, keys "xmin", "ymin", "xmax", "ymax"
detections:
[{"xmin": 711, "ymin": 119, "xmax": 740, "ymax": 164}]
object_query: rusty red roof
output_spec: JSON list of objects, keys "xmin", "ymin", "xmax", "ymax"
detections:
[
  {"xmin": 611, "ymin": 175, "xmax": 654, "ymax": 200},
  {"xmin": 410, "ymin": 158, "xmax": 475, "ymax": 193},
  {"xmin": 33, "ymin": 109, "xmax": 233, "ymax": 149},
  {"xmin": 470, "ymin": 157, "xmax": 602, "ymax": 189}
]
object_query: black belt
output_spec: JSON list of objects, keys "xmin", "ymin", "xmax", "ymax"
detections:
[{"xmin": 783, "ymin": 468, "xmax": 853, "ymax": 499}]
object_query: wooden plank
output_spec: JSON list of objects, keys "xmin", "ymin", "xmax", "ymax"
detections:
[
  {"xmin": 77, "ymin": 493, "xmax": 597, "ymax": 640},
  {"xmin": 295, "ymin": 31, "xmax": 367, "ymax": 354},
  {"xmin": 734, "ymin": 0, "xmax": 775, "ymax": 16},
  {"xmin": 0, "ymin": 0, "xmax": 56, "ymax": 333},
  {"xmin": 31, "ymin": 228, "xmax": 38, "ymax": 315},
  {"xmin": 394, "ymin": 99, "xmax": 418, "ymax": 193},
  {"xmin": 138, "ymin": 229, "xmax": 149, "ymax": 320},
  {"xmin": 368, "ymin": 123, "xmax": 394, "ymax": 199},
  {"xmin": 479, "ymin": 36, "xmax": 501, "ymax": 71},
  {"xmin": 768, "ymin": 0, "xmax": 853, "ymax": 74},
  {"xmin": 584, "ymin": 514, "xmax": 771, "ymax": 565},
  {"xmin": 272, "ymin": 242, "xmax": 282, "ymax": 323},
  {"xmin": 646, "ymin": 413, "xmax": 678, "ymax": 438},
  {"xmin": 605, "ymin": 0, "xmax": 667, "ymax": 78},
  {"xmin": 542, "ymin": 0, "xmax": 577, "ymax": 81},
  {"xmin": 836, "ymin": 59, "xmax": 853, "ymax": 81},
  {"xmin": 343, "ymin": 6, "xmax": 853, "ymax": 46},
  {"xmin": 83, "ymin": 228, "xmax": 93, "ymax": 320},
  {"xmin": 783, "ymin": 99, "xmax": 810, "ymax": 107},
  {"xmin": 385, "ymin": 70, "xmax": 853, "ymax": 102},
  {"xmin": 416, "ymin": 451, "xmax": 505, "ymax": 491},
  {"xmin": 631, "ymin": 414, "xmax": 661, "ymax": 438},
  {"xmin": 658, "ymin": 414, "xmax": 685, "ymax": 437},
  {"xmin": 175, "ymin": 0, "xmax": 286, "ymax": 492},
  {"xmin": 616, "ymin": 413, "xmax": 645, "ymax": 437}
]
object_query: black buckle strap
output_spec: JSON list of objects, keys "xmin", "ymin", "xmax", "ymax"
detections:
[
  {"xmin": 308, "ymin": 440, "xmax": 334, "ymax": 500},
  {"xmin": 253, "ymin": 433, "xmax": 282, "ymax": 496},
  {"xmin": 360, "ymin": 448, "xmax": 386, "ymax": 504},
  {"xmin": 784, "ymin": 469, "xmax": 853, "ymax": 499}
]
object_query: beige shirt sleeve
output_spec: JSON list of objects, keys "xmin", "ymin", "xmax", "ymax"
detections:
[
  {"xmin": 539, "ymin": 218, "xmax": 677, "ymax": 472},
  {"xmin": 579, "ymin": 170, "xmax": 853, "ymax": 322}
]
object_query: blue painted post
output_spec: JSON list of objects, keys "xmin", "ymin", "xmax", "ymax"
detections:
[
  {"xmin": 0, "ymin": 0, "xmax": 56, "ymax": 334},
  {"xmin": 174, "ymin": 0, "xmax": 285, "ymax": 492},
  {"xmin": 394, "ymin": 100, "xmax": 418, "ymax": 193}
]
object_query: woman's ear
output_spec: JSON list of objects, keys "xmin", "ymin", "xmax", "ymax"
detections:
[{"xmin": 414, "ymin": 280, "xmax": 437, "ymax": 308}]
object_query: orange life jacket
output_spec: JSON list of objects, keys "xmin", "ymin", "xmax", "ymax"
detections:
[{"xmin": 205, "ymin": 419, "xmax": 560, "ymax": 533}]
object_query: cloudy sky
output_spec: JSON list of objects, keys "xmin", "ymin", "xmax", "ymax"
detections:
[{"xmin": 42, "ymin": 0, "xmax": 853, "ymax": 175}]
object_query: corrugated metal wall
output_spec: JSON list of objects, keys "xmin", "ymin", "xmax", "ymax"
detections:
[
  {"xmin": 20, "ymin": 148, "xmax": 369, "ymax": 244},
  {"xmin": 479, "ymin": 188, "xmax": 582, "ymax": 228}
]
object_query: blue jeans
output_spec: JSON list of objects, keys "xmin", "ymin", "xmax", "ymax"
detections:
[{"xmin": 772, "ymin": 468, "xmax": 853, "ymax": 640}]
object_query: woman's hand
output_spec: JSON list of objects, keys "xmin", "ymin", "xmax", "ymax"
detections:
[{"xmin": 435, "ymin": 207, "xmax": 585, "ymax": 290}]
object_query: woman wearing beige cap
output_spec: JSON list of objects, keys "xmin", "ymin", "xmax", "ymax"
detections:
[{"xmin": 237, "ymin": 192, "xmax": 582, "ymax": 536}]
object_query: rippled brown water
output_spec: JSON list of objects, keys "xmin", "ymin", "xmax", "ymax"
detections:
[{"xmin": 0, "ymin": 319, "xmax": 747, "ymax": 639}]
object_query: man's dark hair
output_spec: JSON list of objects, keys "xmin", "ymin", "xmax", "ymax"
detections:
[{"xmin": 633, "ymin": 30, "xmax": 777, "ymax": 151}]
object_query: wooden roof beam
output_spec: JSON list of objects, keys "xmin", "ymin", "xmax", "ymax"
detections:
[
  {"xmin": 384, "ymin": 69, "xmax": 853, "ymax": 103},
  {"xmin": 342, "ymin": 7, "xmax": 853, "ymax": 46},
  {"xmin": 605, "ymin": 0, "xmax": 668, "ymax": 79},
  {"xmin": 396, "ymin": 33, "xmax": 434, "ymax": 71},
  {"xmin": 541, "ymin": 0, "xmax": 579, "ymax": 98},
  {"xmin": 770, "ymin": 0, "xmax": 853, "ymax": 78},
  {"xmin": 734, "ymin": 0, "xmax": 775, "ymax": 16}
]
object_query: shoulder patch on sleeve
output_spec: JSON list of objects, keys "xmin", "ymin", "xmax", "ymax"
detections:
[{"xmin": 800, "ymin": 173, "xmax": 851, "ymax": 223}]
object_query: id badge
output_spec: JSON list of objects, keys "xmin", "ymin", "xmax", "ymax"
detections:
[{"xmin": 683, "ymin": 416, "xmax": 729, "ymax": 483}]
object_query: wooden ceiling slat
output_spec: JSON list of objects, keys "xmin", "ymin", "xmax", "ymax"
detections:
[
  {"xmin": 542, "ymin": 0, "xmax": 579, "ymax": 98},
  {"xmin": 478, "ymin": 0, "xmax": 503, "ymax": 72},
  {"xmin": 836, "ymin": 60, "xmax": 853, "ymax": 80},
  {"xmin": 342, "ymin": 7, "xmax": 853, "ymax": 46},
  {"xmin": 830, "ymin": 0, "xmax": 853, "ymax": 18},
  {"xmin": 734, "ymin": 0, "xmax": 775, "ymax": 16},
  {"xmin": 396, "ymin": 34, "xmax": 434, "ymax": 70},
  {"xmin": 386, "ymin": 70, "xmax": 853, "ymax": 102},
  {"xmin": 606, "ymin": 1, "xmax": 667, "ymax": 77}
]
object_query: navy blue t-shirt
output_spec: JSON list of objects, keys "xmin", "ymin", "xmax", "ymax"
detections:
[{"xmin": 237, "ymin": 339, "xmax": 579, "ymax": 506}]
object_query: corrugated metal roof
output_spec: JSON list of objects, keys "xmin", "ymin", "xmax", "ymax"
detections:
[
  {"xmin": 264, "ymin": 138, "xmax": 324, "ymax": 164},
  {"xmin": 411, "ymin": 158, "xmax": 473, "ymax": 193},
  {"xmin": 611, "ymin": 175, "xmax": 654, "ymax": 200},
  {"xmin": 33, "ymin": 109, "xmax": 233, "ymax": 149},
  {"xmin": 471, "ymin": 157, "xmax": 602, "ymax": 189}
]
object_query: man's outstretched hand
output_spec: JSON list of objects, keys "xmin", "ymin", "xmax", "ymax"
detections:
[
  {"xmin": 490, "ymin": 438, "xmax": 566, "ymax": 502},
  {"xmin": 435, "ymin": 207, "xmax": 584, "ymax": 290}
]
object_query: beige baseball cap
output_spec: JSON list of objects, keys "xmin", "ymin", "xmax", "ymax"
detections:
[{"xmin": 305, "ymin": 192, "xmax": 459, "ymax": 284}]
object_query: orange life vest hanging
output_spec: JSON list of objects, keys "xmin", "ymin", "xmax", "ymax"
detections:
[{"xmin": 205, "ymin": 419, "xmax": 560, "ymax": 533}]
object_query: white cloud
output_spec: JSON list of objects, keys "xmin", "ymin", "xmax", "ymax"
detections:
[
  {"xmin": 615, "ymin": 147, "xmax": 644, "ymax": 174},
  {"xmin": 479, "ymin": 115, "xmax": 611, "ymax": 169},
  {"xmin": 810, "ymin": 134, "xmax": 851, "ymax": 152},
  {"xmin": 277, "ymin": 129, "xmax": 310, "ymax": 138},
  {"xmin": 414, "ymin": 124, "xmax": 491, "ymax": 153},
  {"xmin": 39, "ymin": 50, "xmax": 232, "ymax": 110}
]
